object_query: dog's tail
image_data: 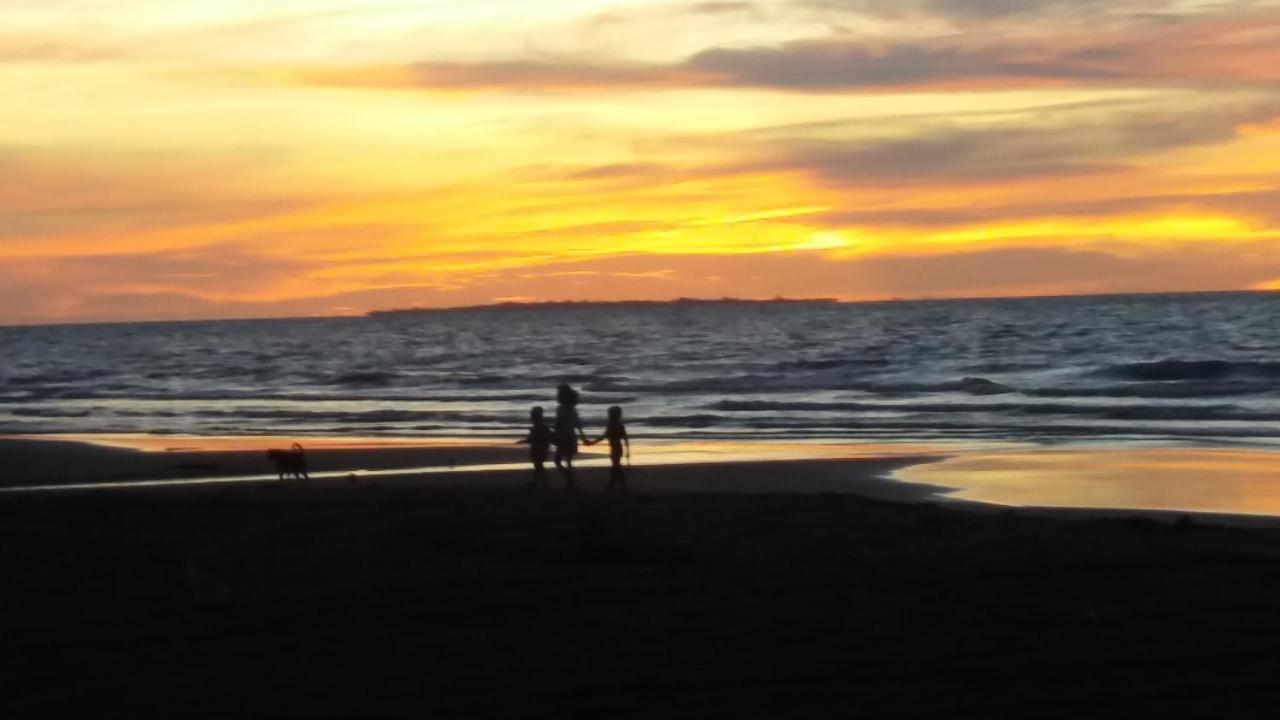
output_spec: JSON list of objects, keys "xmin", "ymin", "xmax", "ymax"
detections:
[{"xmin": 291, "ymin": 442, "xmax": 304, "ymax": 453}]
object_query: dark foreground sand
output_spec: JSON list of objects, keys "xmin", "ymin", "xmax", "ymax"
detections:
[{"xmin": 6, "ymin": 441, "xmax": 1280, "ymax": 717}]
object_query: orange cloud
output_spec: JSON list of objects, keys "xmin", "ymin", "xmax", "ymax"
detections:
[
  {"xmin": 11, "ymin": 240, "xmax": 1280, "ymax": 325},
  {"xmin": 281, "ymin": 62, "xmax": 713, "ymax": 94}
]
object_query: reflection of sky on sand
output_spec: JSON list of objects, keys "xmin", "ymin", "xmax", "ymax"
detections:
[
  {"xmin": 584, "ymin": 439, "xmax": 954, "ymax": 466},
  {"xmin": 900, "ymin": 448, "xmax": 1280, "ymax": 517},
  {"xmin": 0, "ymin": 434, "xmax": 956, "ymax": 494},
  {"xmin": 9, "ymin": 433, "xmax": 962, "ymax": 462},
  {"xmin": 16, "ymin": 434, "xmax": 1280, "ymax": 518}
]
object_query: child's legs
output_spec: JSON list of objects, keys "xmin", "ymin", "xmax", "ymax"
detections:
[
  {"xmin": 608, "ymin": 453, "xmax": 625, "ymax": 488},
  {"xmin": 555, "ymin": 448, "xmax": 576, "ymax": 485}
]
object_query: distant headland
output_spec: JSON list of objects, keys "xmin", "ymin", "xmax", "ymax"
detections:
[{"xmin": 367, "ymin": 297, "xmax": 840, "ymax": 317}]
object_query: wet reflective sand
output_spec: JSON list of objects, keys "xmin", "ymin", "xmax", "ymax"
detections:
[
  {"xmin": 900, "ymin": 447, "xmax": 1280, "ymax": 517},
  {"xmin": 9, "ymin": 434, "xmax": 1280, "ymax": 518}
]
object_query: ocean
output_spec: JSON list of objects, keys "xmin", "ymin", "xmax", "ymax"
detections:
[{"xmin": 3, "ymin": 292, "xmax": 1279, "ymax": 448}]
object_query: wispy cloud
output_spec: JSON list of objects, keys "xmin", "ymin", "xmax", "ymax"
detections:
[
  {"xmin": 0, "ymin": 146, "xmax": 311, "ymax": 249},
  {"xmin": 280, "ymin": 5, "xmax": 1280, "ymax": 94},
  {"xmin": 0, "ymin": 36, "xmax": 123, "ymax": 63},
  {"xmin": 813, "ymin": 189, "xmax": 1280, "ymax": 229},
  {"xmin": 684, "ymin": 41, "xmax": 1116, "ymax": 91},
  {"xmin": 740, "ymin": 95, "xmax": 1280, "ymax": 183},
  {"xmin": 288, "ymin": 61, "xmax": 706, "ymax": 93}
]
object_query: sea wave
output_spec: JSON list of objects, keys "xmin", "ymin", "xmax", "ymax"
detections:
[
  {"xmin": 704, "ymin": 399, "xmax": 1280, "ymax": 422},
  {"xmin": 853, "ymin": 378, "xmax": 1015, "ymax": 396},
  {"xmin": 1099, "ymin": 359, "xmax": 1280, "ymax": 382},
  {"xmin": 326, "ymin": 371, "xmax": 402, "ymax": 387},
  {"xmin": 1025, "ymin": 383, "xmax": 1271, "ymax": 399},
  {"xmin": 6, "ymin": 293, "xmax": 1280, "ymax": 446},
  {"xmin": 0, "ymin": 390, "xmax": 628, "ymax": 405},
  {"xmin": 769, "ymin": 358, "xmax": 891, "ymax": 371}
]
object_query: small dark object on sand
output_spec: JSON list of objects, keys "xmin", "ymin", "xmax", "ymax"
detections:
[{"xmin": 267, "ymin": 443, "xmax": 310, "ymax": 482}]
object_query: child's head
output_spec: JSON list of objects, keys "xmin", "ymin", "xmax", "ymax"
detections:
[
  {"xmin": 608, "ymin": 405, "xmax": 623, "ymax": 421},
  {"xmin": 530, "ymin": 405, "xmax": 544, "ymax": 421},
  {"xmin": 557, "ymin": 383, "xmax": 578, "ymax": 407}
]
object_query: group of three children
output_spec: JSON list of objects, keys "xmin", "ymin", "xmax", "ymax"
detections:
[{"xmin": 519, "ymin": 383, "xmax": 630, "ymax": 491}]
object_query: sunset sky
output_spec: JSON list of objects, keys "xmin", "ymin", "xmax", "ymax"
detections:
[{"xmin": 4, "ymin": 0, "xmax": 1280, "ymax": 323}]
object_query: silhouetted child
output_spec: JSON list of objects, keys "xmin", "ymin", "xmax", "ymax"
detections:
[
  {"xmin": 553, "ymin": 383, "xmax": 588, "ymax": 490},
  {"xmin": 591, "ymin": 405, "xmax": 630, "ymax": 492},
  {"xmin": 517, "ymin": 405, "xmax": 553, "ymax": 489}
]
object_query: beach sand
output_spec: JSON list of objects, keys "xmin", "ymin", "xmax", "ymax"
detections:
[
  {"xmin": 5, "ymin": 436, "xmax": 1280, "ymax": 716},
  {"xmin": 0, "ymin": 435, "xmax": 949, "ymax": 499},
  {"xmin": 0, "ymin": 435, "xmax": 528, "ymax": 488}
]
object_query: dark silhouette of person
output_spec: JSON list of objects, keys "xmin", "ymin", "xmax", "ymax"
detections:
[
  {"xmin": 553, "ymin": 383, "xmax": 588, "ymax": 490},
  {"xmin": 516, "ymin": 405, "xmax": 553, "ymax": 489},
  {"xmin": 590, "ymin": 405, "xmax": 630, "ymax": 492}
]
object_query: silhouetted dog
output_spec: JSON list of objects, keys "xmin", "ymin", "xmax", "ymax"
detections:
[{"xmin": 267, "ymin": 442, "xmax": 310, "ymax": 482}]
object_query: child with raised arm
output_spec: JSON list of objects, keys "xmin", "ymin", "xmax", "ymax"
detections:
[
  {"xmin": 592, "ymin": 405, "xmax": 630, "ymax": 492},
  {"xmin": 553, "ymin": 384, "xmax": 589, "ymax": 490},
  {"xmin": 517, "ymin": 406, "xmax": 553, "ymax": 489}
]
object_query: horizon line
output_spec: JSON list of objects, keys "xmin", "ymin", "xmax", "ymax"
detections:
[{"xmin": 2, "ymin": 288, "xmax": 1275, "ymax": 330}]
